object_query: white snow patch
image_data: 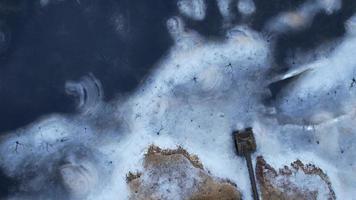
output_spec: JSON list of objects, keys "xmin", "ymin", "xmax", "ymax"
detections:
[
  {"xmin": 177, "ymin": 0, "xmax": 207, "ymax": 21},
  {"xmin": 265, "ymin": 0, "xmax": 342, "ymax": 34},
  {"xmin": 275, "ymin": 26, "xmax": 356, "ymax": 124},
  {"xmin": 237, "ymin": 0, "xmax": 256, "ymax": 16},
  {"xmin": 216, "ymin": 0, "xmax": 233, "ymax": 21}
]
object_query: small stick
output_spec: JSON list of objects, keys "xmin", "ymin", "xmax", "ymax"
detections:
[{"xmin": 233, "ymin": 127, "xmax": 259, "ymax": 200}]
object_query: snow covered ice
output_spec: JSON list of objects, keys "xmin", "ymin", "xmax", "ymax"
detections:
[{"xmin": 0, "ymin": 0, "xmax": 355, "ymax": 199}]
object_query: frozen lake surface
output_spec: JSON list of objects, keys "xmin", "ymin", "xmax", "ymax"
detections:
[{"xmin": 0, "ymin": 0, "xmax": 355, "ymax": 199}]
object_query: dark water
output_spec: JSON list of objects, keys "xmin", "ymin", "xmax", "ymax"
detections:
[
  {"xmin": 0, "ymin": 0, "xmax": 176, "ymax": 133},
  {"xmin": 0, "ymin": 0, "xmax": 354, "ymax": 197}
]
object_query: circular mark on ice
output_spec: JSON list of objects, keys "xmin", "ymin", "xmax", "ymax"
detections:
[
  {"xmin": 65, "ymin": 74, "xmax": 103, "ymax": 114},
  {"xmin": 60, "ymin": 162, "xmax": 98, "ymax": 197},
  {"xmin": 58, "ymin": 146, "xmax": 100, "ymax": 198}
]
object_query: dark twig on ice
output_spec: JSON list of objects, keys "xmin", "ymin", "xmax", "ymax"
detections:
[
  {"xmin": 156, "ymin": 126, "xmax": 164, "ymax": 135},
  {"xmin": 14, "ymin": 141, "xmax": 23, "ymax": 153},
  {"xmin": 233, "ymin": 128, "xmax": 260, "ymax": 200},
  {"xmin": 350, "ymin": 77, "xmax": 356, "ymax": 89}
]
